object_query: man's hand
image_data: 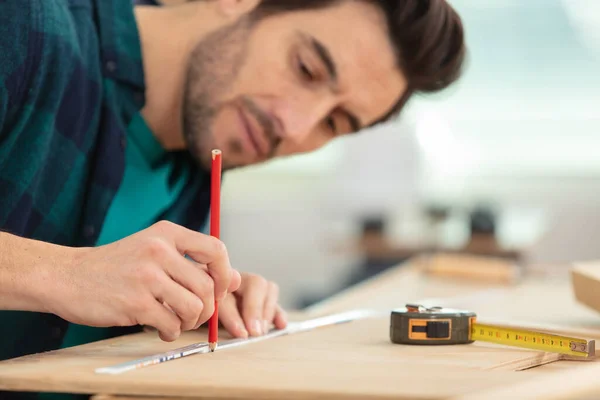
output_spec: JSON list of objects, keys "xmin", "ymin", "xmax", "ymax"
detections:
[
  {"xmin": 46, "ymin": 221, "xmax": 241, "ymax": 342},
  {"xmin": 218, "ymin": 273, "xmax": 288, "ymax": 338}
]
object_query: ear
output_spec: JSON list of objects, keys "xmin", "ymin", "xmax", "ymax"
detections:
[{"xmin": 216, "ymin": 0, "xmax": 261, "ymax": 19}]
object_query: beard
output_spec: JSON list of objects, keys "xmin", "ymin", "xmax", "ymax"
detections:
[{"xmin": 181, "ymin": 16, "xmax": 254, "ymax": 171}]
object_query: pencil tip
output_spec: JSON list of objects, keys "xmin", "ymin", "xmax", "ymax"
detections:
[{"xmin": 209, "ymin": 342, "xmax": 217, "ymax": 352}]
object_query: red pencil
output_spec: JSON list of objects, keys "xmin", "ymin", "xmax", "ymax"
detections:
[{"xmin": 208, "ymin": 149, "xmax": 222, "ymax": 352}]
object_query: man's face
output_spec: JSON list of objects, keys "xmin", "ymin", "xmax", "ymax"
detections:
[{"xmin": 182, "ymin": 0, "xmax": 407, "ymax": 170}]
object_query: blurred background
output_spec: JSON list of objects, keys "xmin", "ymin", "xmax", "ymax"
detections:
[{"xmin": 215, "ymin": 0, "xmax": 600, "ymax": 310}]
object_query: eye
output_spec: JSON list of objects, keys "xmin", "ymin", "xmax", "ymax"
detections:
[
  {"xmin": 298, "ymin": 58, "xmax": 314, "ymax": 81},
  {"xmin": 326, "ymin": 116, "xmax": 337, "ymax": 133}
]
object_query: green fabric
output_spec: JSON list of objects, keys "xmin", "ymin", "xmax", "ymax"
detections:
[
  {"xmin": 0, "ymin": 0, "xmax": 150, "ymax": 382},
  {"xmin": 0, "ymin": 0, "xmax": 146, "ymax": 249},
  {"xmin": 59, "ymin": 112, "xmax": 190, "ymax": 349},
  {"xmin": 0, "ymin": 0, "xmax": 211, "ymax": 372},
  {"xmin": 0, "ymin": 0, "xmax": 211, "ymax": 397},
  {"xmin": 0, "ymin": 1, "xmax": 211, "ymax": 399},
  {"xmin": 94, "ymin": 113, "xmax": 190, "ymax": 247},
  {"xmin": 45, "ymin": 113, "xmax": 190, "ymax": 400}
]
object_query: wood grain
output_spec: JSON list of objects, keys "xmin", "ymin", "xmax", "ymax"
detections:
[
  {"xmin": 1, "ymin": 262, "xmax": 600, "ymax": 400},
  {"xmin": 451, "ymin": 359, "xmax": 600, "ymax": 400},
  {"xmin": 0, "ymin": 316, "xmax": 560, "ymax": 399}
]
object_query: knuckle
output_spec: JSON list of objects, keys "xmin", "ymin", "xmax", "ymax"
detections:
[
  {"xmin": 140, "ymin": 264, "xmax": 162, "ymax": 286},
  {"xmin": 211, "ymin": 237, "xmax": 228, "ymax": 257},
  {"xmin": 143, "ymin": 237, "xmax": 169, "ymax": 259},
  {"xmin": 153, "ymin": 220, "xmax": 174, "ymax": 233},
  {"xmin": 192, "ymin": 296, "xmax": 205, "ymax": 315},
  {"xmin": 250, "ymin": 274, "xmax": 267, "ymax": 288},
  {"xmin": 184, "ymin": 297, "xmax": 204, "ymax": 321},
  {"xmin": 201, "ymin": 300, "xmax": 215, "ymax": 318},
  {"xmin": 202, "ymin": 273, "xmax": 215, "ymax": 295}
]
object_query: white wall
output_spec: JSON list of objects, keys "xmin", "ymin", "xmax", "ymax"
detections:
[{"xmin": 218, "ymin": 0, "xmax": 600, "ymax": 309}]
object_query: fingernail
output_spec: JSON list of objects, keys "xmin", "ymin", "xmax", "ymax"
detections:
[
  {"xmin": 237, "ymin": 323, "xmax": 249, "ymax": 338},
  {"xmin": 251, "ymin": 320, "xmax": 263, "ymax": 336}
]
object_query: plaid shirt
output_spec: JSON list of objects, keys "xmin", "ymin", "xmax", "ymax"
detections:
[{"xmin": 0, "ymin": 0, "xmax": 211, "ymax": 366}]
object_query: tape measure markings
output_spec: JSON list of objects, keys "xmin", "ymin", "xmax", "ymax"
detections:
[{"xmin": 471, "ymin": 322, "xmax": 592, "ymax": 357}]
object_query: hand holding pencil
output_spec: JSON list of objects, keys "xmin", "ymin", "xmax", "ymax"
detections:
[{"xmin": 206, "ymin": 149, "xmax": 288, "ymax": 349}]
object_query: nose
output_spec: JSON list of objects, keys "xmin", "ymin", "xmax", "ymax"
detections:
[{"xmin": 271, "ymin": 89, "xmax": 336, "ymax": 144}]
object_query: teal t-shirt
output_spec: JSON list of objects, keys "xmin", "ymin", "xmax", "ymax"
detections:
[{"xmin": 60, "ymin": 112, "xmax": 190, "ymax": 348}]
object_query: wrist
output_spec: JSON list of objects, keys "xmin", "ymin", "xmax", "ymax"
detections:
[
  {"xmin": 29, "ymin": 240, "xmax": 87, "ymax": 316},
  {"xmin": 0, "ymin": 233, "xmax": 81, "ymax": 314}
]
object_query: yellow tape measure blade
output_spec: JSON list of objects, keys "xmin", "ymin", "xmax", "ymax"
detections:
[{"xmin": 471, "ymin": 323, "xmax": 595, "ymax": 358}]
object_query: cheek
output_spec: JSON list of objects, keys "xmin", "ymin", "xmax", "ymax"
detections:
[{"xmin": 228, "ymin": 30, "xmax": 294, "ymax": 97}]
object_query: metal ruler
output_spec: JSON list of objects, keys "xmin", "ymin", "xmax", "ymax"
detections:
[
  {"xmin": 390, "ymin": 304, "xmax": 595, "ymax": 359},
  {"xmin": 96, "ymin": 309, "xmax": 385, "ymax": 375}
]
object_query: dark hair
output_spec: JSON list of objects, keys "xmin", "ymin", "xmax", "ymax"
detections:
[{"xmin": 253, "ymin": 0, "xmax": 466, "ymax": 125}]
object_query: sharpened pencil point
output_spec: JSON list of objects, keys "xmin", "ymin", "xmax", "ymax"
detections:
[{"xmin": 209, "ymin": 342, "xmax": 217, "ymax": 352}]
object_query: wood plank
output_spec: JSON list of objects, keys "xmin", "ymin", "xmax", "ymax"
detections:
[
  {"xmin": 572, "ymin": 261, "xmax": 600, "ymax": 314},
  {"xmin": 451, "ymin": 359, "xmax": 600, "ymax": 400},
  {"xmin": 1, "ymin": 261, "xmax": 600, "ymax": 399},
  {"xmin": 92, "ymin": 360, "xmax": 600, "ymax": 400},
  {"xmin": 0, "ymin": 316, "xmax": 559, "ymax": 399}
]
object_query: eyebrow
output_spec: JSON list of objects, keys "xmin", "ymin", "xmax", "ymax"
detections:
[
  {"xmin": 310, "ymin": 37, "xmax": 338, "ymax": 83},
  {"xmin": 305, "ymin": 35, "xmax": 364, "ymax": 132}
]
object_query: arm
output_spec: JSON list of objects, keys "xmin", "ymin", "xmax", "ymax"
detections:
[
  {"xmin": 0, "ymin": 222, "xmax": 241, "ymax": 342},
  {"xmin": 0, "ymin": 232, "xmax": 60, "ymax": 313},
  {"xmin": 0, "ymin": 2, "xmax": 243, "ymax": 342}
]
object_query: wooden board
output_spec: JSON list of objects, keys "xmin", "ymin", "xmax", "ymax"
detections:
[
  {"xmin": 0, "ymin": 317, "xmax": 575, "ymax": 400},
  {"xmin": 451, "ymin": 360, "xmax": 600, "ymax": 400},
  {"xmin": 1, "ymin": 262, "xmax": 600, "ymax": 400},
  {"xmin": 306, "ymin": 263, "xmax": 600, "ymax": 333},
  {"xmin": 572, "ymin": 261, "xmax": 600, "ymax": 315}
]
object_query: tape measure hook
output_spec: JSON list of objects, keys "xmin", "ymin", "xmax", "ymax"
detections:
[{"xmin": 405, "ymin": 304, "xmax": 444, "ymax": 313}]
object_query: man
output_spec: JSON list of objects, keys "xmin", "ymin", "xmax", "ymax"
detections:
[{"xmin": 0, "ymin": 0, "xmax": 465, "ymax": 394}]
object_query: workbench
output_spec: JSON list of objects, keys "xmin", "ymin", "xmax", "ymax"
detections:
[{"xmin": 0, "ymin": 256, "xmax": 599, "ymax": 400}]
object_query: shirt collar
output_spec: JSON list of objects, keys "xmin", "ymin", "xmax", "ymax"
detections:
[{"xmin": 93, "ymin": 0, "xmax": 146, "ymax": 96}]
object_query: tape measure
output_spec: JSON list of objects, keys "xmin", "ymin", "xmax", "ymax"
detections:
[{"xmin": 390, "ymin": 304, "xmax": 595, "ymax": 359}]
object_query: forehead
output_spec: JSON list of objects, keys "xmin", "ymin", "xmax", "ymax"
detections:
[{"xmin": 275, "ymin": 1, "xmax": 407, "ymax": 127}]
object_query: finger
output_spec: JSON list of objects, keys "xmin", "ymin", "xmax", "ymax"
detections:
[
  {"xmin": 218, "ymin": 294, "xmax": 249, "ymax": 338},
  {"xmin": 163, "ymin": 253, "xmax": 217, "ymax": 328},
  {"xmin": 136, "ymin": 299, "xmax": 182, "ymax": 342},
  {"xmin": 152, "ymin": 221, "xmax": 239, "ymax": 300},
  {"xmin": 273, "ymin": 305, "xmax": 288, "ymax": 330},
  {"xmin": 240, "ymin": 276, "xmax": 268, "ymax": 336},
  {"xmin": 262, "ymin": 282, "xmax": 280, "ymax": 332},
  {"xmin": 152, "ymin": 273, "xmax": 204, "ymax": 332},
  {"xmin": 229, "ymin": 269, "xmax": 242, "ymax": 294}
]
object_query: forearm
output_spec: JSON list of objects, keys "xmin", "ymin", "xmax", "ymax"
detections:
[{"xmin": 0, "ymin": 232, "xmax": 66, "ymax": 313}]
